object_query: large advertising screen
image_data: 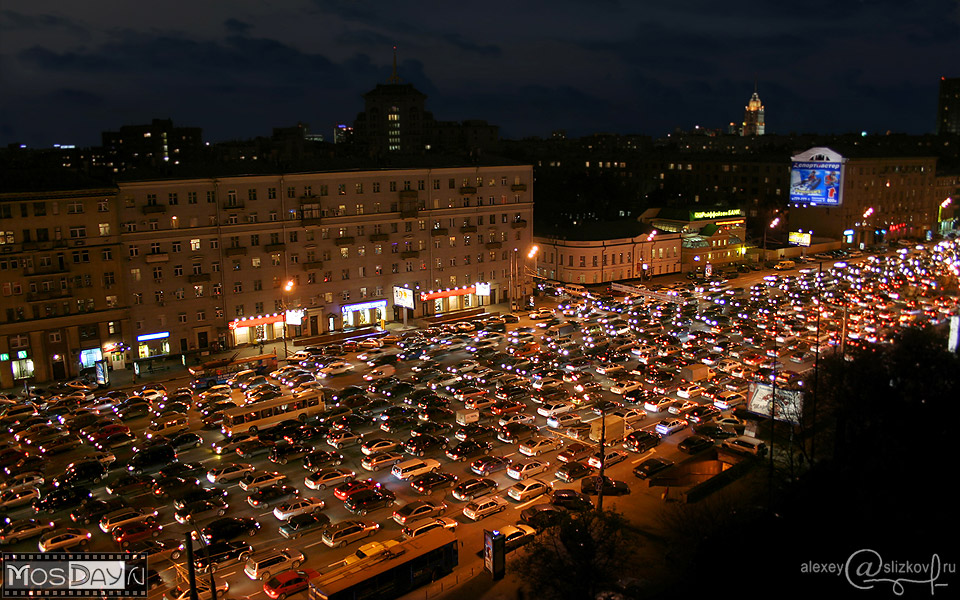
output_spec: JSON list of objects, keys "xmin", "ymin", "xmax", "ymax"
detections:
[
  {"xmin": 747, "ymin": 382, "xmax": 804, "ymax": 424},
  {"xmin": 790, "ymin": 161, "xmax": 842, "ymax": 206}
]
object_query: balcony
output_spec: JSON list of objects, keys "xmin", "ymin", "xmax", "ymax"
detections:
[
  {"xmin": 141, "ymin": 204, "xmax": 167, "ymax": 214},
  {"xmin": 511, "ymin": 183, "xmax": 527, "ymax": 192},
  {"xmin": 302, "ymin": 260, "xmax": 324, "ymax": 271},
  {"xmin": 400, "ymin": 207, "xmax": 419, "ymax": 219},
  {"xmin": 23, "ymin": 266, "xmax": 70, "ymax": 277},
  {"xmin": 485, "ymin": 241, "xmax": 503, "ymax": 250},
  {"xmin": 459, "ymin": 186, "xmax": 478, "ymax": 195},
  {"xmin": 223, "ymin": 202, "xmax": 245, "ymax": 210},
  {"xmin": 399, "ymin": 190, "xmax": 418, "ymax": 200},
  {"xmin": 430, "ymin": 228, "xmax": 448, "ymax": 237},
  {"xmin": 265, "ymin": 243, "xmax": 287, "ymax": 252},
  {"xmin": 334, "ymin": 237, "xmax": 355, "ymax": 246},
  {"xmin": 510, "ymin": 220, "xmax": 528, "ymax": 230},
  {"xmin": 301, "ymin": 217, "xmax": 323, "ymax": 226},
  {"xmin": 459, "ymin": 225, "xmax": 477, "ymax": 234},
  {"xmin": 187, "ymin": 273, "xmax": 211, "ymax": 283},
  {"xmin": 145, "ymin": 253, "xmax": 170, "ymax": 263},
  {"xmin": 369, "ymin": 233, "xmax": 390, "ymax": 242},
  {"xmin": 225, "ymin": 247, "xmax": 247, "ymax": 257},
  {"xmin": 26, "ymin": 289, "xmax": 71, "ymax": 302},
  {"xmin": 400, "ymin": 250, "xmax": 420, "ymax": 259}
]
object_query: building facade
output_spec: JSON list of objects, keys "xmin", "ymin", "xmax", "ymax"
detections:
[
  {"xmin": 534, "ymin": 228, "xmax": 682, "ymax": 285},
  {"xmin": 118, "ymin": 165, "xmax": 533, "ymax": 360},
  {"xmin": 937, "ymin": 77, "xmax": 960, "ymax": 136},
  {"xmin": 788, "ymin": 147, "xmax": 939, "ymax": 245},
  {"xmin": 0, "ymin": 187, "xmax": 129, "ymax": 389},
  {"xmin": 742, "ymin": 90, "xmax": 766, "ymax": 136}
]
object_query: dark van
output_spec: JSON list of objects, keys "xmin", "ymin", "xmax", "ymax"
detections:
[{"xmin": 127, "ymin": 444, "xmax": 177, "ymax": 474}]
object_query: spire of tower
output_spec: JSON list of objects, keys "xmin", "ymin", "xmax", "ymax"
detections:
[
  {"xmin": 754, "ymin": 75, "xmax": 758, "ymax": 94},
  {"xmin": 388, "ymin": 45, "xmax": 401, "ymax": 84}
]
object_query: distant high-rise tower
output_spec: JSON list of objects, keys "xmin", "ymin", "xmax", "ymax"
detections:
[
  {"xmin": 741, "ymin": 84, "xmax": 765, "ymax": 136},
  {"xmin": 937, "ymin": 77, "xmax": 960, "ymax": 136}
]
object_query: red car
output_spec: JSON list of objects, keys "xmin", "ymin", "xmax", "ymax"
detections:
[
  {"xmin": 490, "ymin": 401, "xmax": 525, "ymax": 416},
  {"xmin": 263, "ymin": 568, "xmax": 320, "ymax": 599},
  {"xmin": 89, "ymin": 424, "xmax": 131, "ymax": 443},
  {"xmin": 333, "ymin": 479, "xmax": 381, "ymax": 502},
  {"xmin": 112, "ymin": 521, "xmax": 163, "ymax": 548}
]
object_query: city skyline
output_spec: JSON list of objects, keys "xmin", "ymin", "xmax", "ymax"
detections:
[{"xmin": 1, "ymin": 0, "xmax": 958, "ymax": 148}]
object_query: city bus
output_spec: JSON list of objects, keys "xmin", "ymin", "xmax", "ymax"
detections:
[
  {"xmin": 308, "ymin": 528, "xmax": 458, "ymax": 600},
  {"xmin": 220, "ymin": 392, "xmax": 324, "ymax": 436},
  {"xmin": 188, "ymin": 353, "xmax": 278, "ymax": 390}
]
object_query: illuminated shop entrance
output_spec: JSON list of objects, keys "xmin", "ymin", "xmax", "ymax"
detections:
[
  {"xmin": 137, "ymin": 332, "xmax": 171, "ymax": 359},
  {"xmin": 229, "ymin": 314, "xmax": 286, "ymax": 346},
  {"xmin": 420, "ymin": 284, "xmax": 488, "ymax": 316},
  {"xmin": 341, "ymin": 299, "xmax": 388, "ymax": 329}
]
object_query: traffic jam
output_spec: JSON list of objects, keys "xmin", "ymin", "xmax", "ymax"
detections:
[{"xmin": 1, "ymin": 239, "xmax": 957, "ymax": 599}]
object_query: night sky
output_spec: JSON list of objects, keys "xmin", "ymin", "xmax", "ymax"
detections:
[{"xmin": 1, "ymin": 0, "xmax": 958, "ymax": 148}]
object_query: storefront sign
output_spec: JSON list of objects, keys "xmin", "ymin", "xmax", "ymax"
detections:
[
  {"xmin": 393, "ymin": 287, "xmax": 416, "ymax": 309},
  {"xmin": 420, "ymin": 286, "xmax": 477, "ymax": 301},
  {"xmin": 285, "ymin": 308, "xmax": 305, "ymax": 326},
  {"xmin": 341, "ymin": 299, "xmax": 388, "ymax": 314},
  {"xmin": 690, "ymin": 209, "xmax": 743, "ymax": 220},
  {"xmin": 228, "ymin": 314, "xmax": 285, "ymax": 330},
  {"xmin": 475, "ymin": 282, "xmax": 491, "ymax": 296},
  {"xmin": 136, "ymin": 332, "xmax": 170, "ymax": 342},
  {"xmin": 788, "ymin": 231, "xmax": 812, "ymax": 247}
]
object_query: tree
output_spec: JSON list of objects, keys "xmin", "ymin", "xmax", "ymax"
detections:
[{"xmin": 511, "ymin": 510, "xmax": 638, "ymax": 600}]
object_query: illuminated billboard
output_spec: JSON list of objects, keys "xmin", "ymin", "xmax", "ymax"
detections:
[
  {"xmin": 393, "ymin": 286, "xmax": 415, "ymax": 310},
  {"xmin": 747, "ymin": 382, "xmax": 804, "ymax": 424},
  {"xmin": 788, "ymin": 231, "xmax": 812, "ymax": 246},
  {"xmin": 790, "ymin": 161, "xmax": 842, "ymax": 206}
]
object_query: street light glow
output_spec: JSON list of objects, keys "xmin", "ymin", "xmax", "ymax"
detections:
[{"xmin": 284, "ymin": 280, "xmax": 294, "ymax": 292}]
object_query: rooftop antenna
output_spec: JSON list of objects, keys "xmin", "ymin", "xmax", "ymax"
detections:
[{"xmin": 388, "ymin": 45, "xmax": 401, "ymax": 84}]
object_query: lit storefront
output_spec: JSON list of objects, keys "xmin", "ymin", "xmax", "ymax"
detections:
[
  {"xmin": 137, "ymin": 331, "xmax": 171, "ymax": 359},
  {"xmin": 341, "ymin": 299, "xmax": 387, "ymax": 328},
  {"xmin": 229, "ymin": 313, "xmax": 286, "ymax": 346},
  {"xmin": 103, "ymin": 342, "xmax": 129, "ymax": 371},
  {"xmin": 419, "ymin": 284, "xmax": 488, "ymax": 316}
]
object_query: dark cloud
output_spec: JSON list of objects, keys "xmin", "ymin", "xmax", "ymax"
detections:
[
  {"xmin": 0, "ymin": 9, "xmax": 86, "ymax": 34},
  {"xmin": 224, "ymin": 18, "xmax": 251, "ymax": 35}
]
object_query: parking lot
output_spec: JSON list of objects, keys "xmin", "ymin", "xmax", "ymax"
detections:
[{"xmin": 2, "ymin": 239, "xmax": 958, "ymax": 600}]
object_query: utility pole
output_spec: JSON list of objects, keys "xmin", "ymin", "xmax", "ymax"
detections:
[{"xmin": 596, "ymin": 401, "xmax": 607, "ymax": 512}]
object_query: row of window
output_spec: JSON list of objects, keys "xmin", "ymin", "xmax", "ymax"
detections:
[{"xmin": 0, "ymin": 199, "xmax": 110, "ymax": 219}]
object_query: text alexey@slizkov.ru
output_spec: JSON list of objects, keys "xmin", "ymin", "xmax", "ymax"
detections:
[{"xmin": 801, "ymin": 549, "xmax": 954, "ymax": 596}]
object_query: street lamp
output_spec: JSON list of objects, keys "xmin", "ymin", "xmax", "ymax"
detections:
[
  {"xmin": 939, "ymin": 198, "xmax": 953, "ymax": 235},
  {"xmin": 527, "ymin": 245, "xmax": 539, "ymax": 298},
  {"xmin": 861, "ymin": 207, "xmax": 874, "ymax": 248},
  {"xmin": 763, "ymin": 216, "xmax": 780, "ymax": 253},
  {"xmin": 281, "ymin": 279, "xmax": 294, "ymax": 359}
]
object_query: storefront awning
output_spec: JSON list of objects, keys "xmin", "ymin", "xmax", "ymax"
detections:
[
  {"xmin": 229, "ymin": 314, "xmax": 285, "ymax": 330},
  {"xmin": 420, "ymin": 286, "xmax": 477, "ymax": 301}
]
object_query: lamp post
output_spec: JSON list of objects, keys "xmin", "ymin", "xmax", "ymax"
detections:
[
  {"xmin": 527, "ymin": 245, "xmax": 539, "ymax": 304},
  {"xmin": 861, "ymin": 207, "xmax": 874, "ymax": 248},
  {"xmin": 763, "ymin": 216, "xmax": 780, "ymax": 255},
  {"xmin": 281, "ymin": 279, "xmax": 294, "ymax": 359}
]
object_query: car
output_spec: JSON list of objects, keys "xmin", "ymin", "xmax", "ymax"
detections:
[
  {"xmin": 499, "ymin": 524, "xmax": 537, "ymax": 550},
  {"xmin": 33, "ymin": 486, "xmax": 93, "ymax": 514},
  {"xmin": 497, "ymin": 423, "xmax": 539, "ymax": 445},
  {"xmin": 519, "ymin": 502, "xmax": 568, "ymax": 528},
  {"xmin": 269, "ymin": 443, "xmax": 315, "ymax": 466},
  {"xmin": 113, "ymin": 521, "xmax": 164, "ymax": 547},
  {"xmin": 239, "ymin": 471, "xmax": 288, "ymax": 492},
  {"xmin": 392, "ymin": 499, "xmax": 448, "ymax": 526},
  {"xmin": 38, "ymin": 527, "xmax": 92, "ymax": 552},
  {"xmin": 633, "ymin": 457, "xmax": 675, "ymax": 480},
  {"xmin": 100, "ymin": 507, "xmax": 159, "ymax": 533},
  {"xmin": 174, "ymin": 498, "xmax": 229, "ymax": 524},
  {"xmin": 554, "ymin": 461, "xmax": 592, "ymax": 483},
  {"xmin": 304, "ymin": 467, "xmax": 356, "ymax": 490},
  {"xmin": 546, "ymin": 412, "xmax": 582, "ymax": 430},
  {"xmin": 587, "ymin": 449, "xmax": 629, "ymax": 469},
  {"xmin": 655, "ymin": 418, "xmax": 688, "ymax": 437},
  {"xmin": 70, "ymin": 498, "xmax": 129, "ymax": 526},
  {"xmin": 722, "ymin": 436, "xmax": 768, "ymax": 456},
  {"xmin": 207, "ymin": 463, "xmax": 256, "ymax": 484},
  {"xmin": 0, "ymin": 518, "xmax": 57, "ymax": 545},
  {"xmin": 243, "ymin": 547, "xmax": 306, "ymax": 581},
  {"xmin": 273, "ymin": 497, "xmax": 325, "ymax": 521},
  {"xmin": 344, "ymin": 488, "xmax": 397, "ymax": 515},
  {"xmin": 470, "ymin": 455, "xmax": 512, "ymax": 476},
  {"xmin": 318, "ymin": 361, "xmax": 353, "ymax": 377},
  {"xmin": 333, "ymin": 479, "xmax": 382, "ymax": 502},
  {"xmin": 105, "ymin": 474, "xmax": 155, "ymax": 497},
  {"xmin": 557, "ymin": 442, "xmax": 595, "ymax": 463},
  {"xmin": 686, "ymin": 405, "xmax": 721, "ymax": 424},
  {"xmin": 172, "ymin": 487, "xmax": 228, "ymax": 511},
  {"xmin": 498, "ymin": 412, "xmax": 537, "ymax": 427},
  {"xmin": 609, "ymin": 379, "xmax": 643, "ymax": 395},
  {"xmin": 278, "ymin": 513, "xmax": 331, "ymax": 540},
  {"xmin": 507, "ymin": 478, "xmax": 551, "ymax": 502},
  {"xmin": 321, "ymin": 519, "xmax": 380, "ymax": 548},
  {"xmin": 193, "ymin": 540, "xmax": 254, "ymax": 573},
  {"xmin": 643, "ymin": 397, "xmax": 677, "ymax": 413},
  {"xmin": 518, "ymin": 435, "xmax": 563, "ymax": 456},
  {"xmin": 247, "ymin": 484, "xmax": 300, "ymax": 508},
  {"xmin": 360, "ymin": 451, "xmax": 404, "ymax": 472},
  {"xmin": 302, "ymin": 449, "xmax": 345, "ymax": 471},
  {"xmin": 580, "ymin": 475, "xmax": 630, "ymax": 496},
  {"xmin": 507, "ymin": 458, "xmax": 551, "ymax": 480},
  {"xmin": 451, "ymin": 477, "xmax": 499, "ymax": 502},
  {"xmin": 262, "ymin": 568, "xmax": 321, "ymax": 600},
  {"xmin": 678, "ymin": 434, "xmax": 715, "ymax": 454},
  {"xmin": 0, "ymin": 471, "xmax": 45, "ymax": 494},
  {"xmin": 163, "ymin": 580, "xmax": 229, "ymax": 600},
  {"xmin": 211, "ymin": 433, "xmax": 258, "ymax": 455},
  {"xmin": 360, "ymin": 437, "xmax": 401, "ymax": 456},
  {"xmin": 462, "ymin": 495, "xmax": 509, "ymax": 521},
  {"xmin": 623, "ymin": 431, "xmax": 660, "ymax": 453},
  {"xmin": 0, "ymin": 487, "xmax": 41, "ymax": 510},
  {"xmin": 126, "ymin": 538, "xmax": 185, "ymax": 563},
  {"xmin": 198, "ymin": 517, "xmax": 261, "ymax": 545},
  {"xmin": 410, "ymin": 472, "xmax": 458, "ymax": 495},
  {"xmin": 403, "ymin": 434, "xmax": 449, "ymax": 456}
]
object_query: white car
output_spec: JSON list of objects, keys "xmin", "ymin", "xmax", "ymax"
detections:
[
  {"xmin": 609, "ymin": 379, "xmax": 643, "ymax": 395},
  {"xmin": 611, "ymin": 408, "xmax": 646, "ymax": 425},
  {"xmin": 318, "ymin": 361, "xmax": 353, "ymax": 377},
  {"xmin": 363, "ymin": 365, "xmax": 397, "ymax": 381},
  {"xmin": 676, "ymin": 383, "xmax": 703, "ymax": 399},
  {"xmin": 655, "ymin": 418, "xmax": 688, "ymax": 437},
  {"xmin": 0, "ymin": 472, "xmax": 45, "ymax": 494},
  {"xmin": 537, "ymin": 401, "xmax": 576, "ymax": 418},
  {"xmin": 207, "ymin": 463, "xmax": 256, "ymax": 484},
  {"xmin": 357, "ymin": 348, "xmax": 389, "ymax": 362},
  {"xmin": 506, "ymin": 479, "xmax": 551, "ymax": 502},
  {"xmin": 546, "ymin": 412, "xmax": 581, "ymax": 430},
  {"xmin": 498, "ymin": 413, "xmax": 537, "ymax": 427},
  {"xmin": 38, "ymin": 528, "xmax": 91, "ymax": 552},
  {"xmin": 716, "ymin": 359, "xmax": 740, "ymax": 374},
  {"xmin": 531, "ymin": 378, "xmax": 562, "ymax": 390},
  {"xmin": 0, "ymin": 487, "xmax": 40, "ymax": 509},
  {"xmin": 518, "ymin": 436, "xmax": 563, "ymax": 457},
  {"xmin": 587, "ymin": 449, "xmax": 629, "ymax": 469},
  {"xmin": 273, "ymin": 497, "xmax": 326, "ymax": 521},
  {"xmin": 668, "ymin": 400, "xmax": 698, "ymax": 416},
  {"xmin": 643, "ymin": 397, "xmax": 677, "ymax": 413},
  {"xmin": 238, "ymin": 471, "xmax": 287, "ymax": 491},
  {"xmin": 506, "ymin": 459, "xmax": 550, "ymax": 480},
  {"xmin": 462, "ymin": 496, "xmax": 509, "ymax": 521},
  {"xmin": 714, "ymin": 392, "xmax": 746, "ymax": 410}
]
